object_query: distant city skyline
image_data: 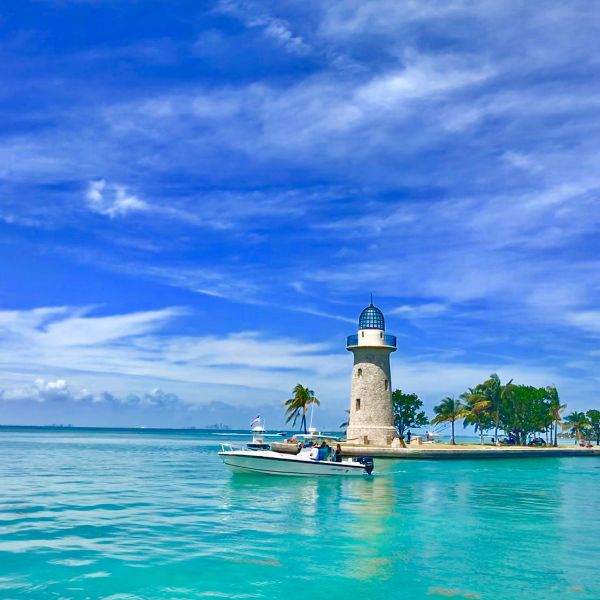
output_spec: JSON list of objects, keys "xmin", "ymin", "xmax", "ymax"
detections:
[{"xmin": 1, "ymin": 1, "xmax": 599, "ymax": 428}]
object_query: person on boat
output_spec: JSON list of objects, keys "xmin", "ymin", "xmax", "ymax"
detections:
[
  {"xmin": 320, "ymin": 441, "xmax": 331, "ymax": 461},
  {"xmin": 310, "ymin": 443, "xmax": 320, "ymax": 461},
  {"xmin": 335, "ymin": 444, "xmax": 342, "ymax": 462}
]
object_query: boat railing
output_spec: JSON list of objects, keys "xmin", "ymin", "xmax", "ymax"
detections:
[{"xmin": 220, "ymin": 443, "xmax": 242, "ymax": 452}]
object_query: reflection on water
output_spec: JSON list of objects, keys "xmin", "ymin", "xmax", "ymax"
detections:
[{"xmin": 0, "ymin": 428, "xmax": 598, "ymax": 599}]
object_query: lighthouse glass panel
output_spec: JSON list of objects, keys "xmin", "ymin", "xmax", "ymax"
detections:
[{"xmin": 358, "ymin": 305, "xmax": 385, "ymax": 329}]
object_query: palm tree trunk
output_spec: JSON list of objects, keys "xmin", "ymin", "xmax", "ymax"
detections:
[
  {"xmin": 451, "ymin": 419, "xmax": 455, "ymax": 445},
  {"xmin": 301, "ymin": 413, "xmax": 307, "ymax": 434},
  {"xmin": 494, "ymin": 409, "xmax": 499, "ymax": 441}
]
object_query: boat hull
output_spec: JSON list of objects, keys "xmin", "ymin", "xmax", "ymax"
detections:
[{"xmin": 219, "ymin": 451, "xmax": 368, "ymax": 477}]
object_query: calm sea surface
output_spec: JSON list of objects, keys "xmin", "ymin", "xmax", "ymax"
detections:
[{"xmin": 0, "ymin": 427, "xmax": 598, "ymax": 599}]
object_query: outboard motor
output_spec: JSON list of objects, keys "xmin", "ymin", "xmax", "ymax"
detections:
[{"xmin": 358, "ymin": 456, "xmax": 374, "ymax": 475}]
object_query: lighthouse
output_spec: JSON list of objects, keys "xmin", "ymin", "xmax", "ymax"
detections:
[{"xmin": 346, "ymin": 301, "xmax": 397, "ymax": 446}]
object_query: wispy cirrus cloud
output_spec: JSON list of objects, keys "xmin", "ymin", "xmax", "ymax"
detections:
[
  {"xmin": 0, "ymin": 306, "xmax": 346, "ymax": 393},
  {"xmin": 390, "ymin": 303, "xmax": 448, "ymax": 319},
  {"xmin": 216, "ymin": 0, "xmax": 311, "ymax": 55}
]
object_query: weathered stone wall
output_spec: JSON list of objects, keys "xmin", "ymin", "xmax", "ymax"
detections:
[{"xmin": 346, "ymin": 347, "xmax": 396, "ymax": 446}]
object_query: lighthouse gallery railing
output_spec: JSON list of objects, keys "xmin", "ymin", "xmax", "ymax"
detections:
[{"xmin": 346, "ymin": 334, "xmax": 396, "ymax": 347}]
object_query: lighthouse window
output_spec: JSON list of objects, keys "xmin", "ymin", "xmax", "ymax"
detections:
[
  {"xmin": 357, "ymin": 368, "xmax": 362, "ymax": 377},
  {"xmin": 361, "ymin": 331, "xmax": 364, "ymax": 338},
  {"xmin": 356, "ymin": 398, "xmax": 361, "ymax": 411},
  {"xmin": 385, "ymin": 380, "xmax": 388, "ymax": 390},
  {"xmin": 380, "ymin": 331, "xmax": 383, "ymax": 338}
]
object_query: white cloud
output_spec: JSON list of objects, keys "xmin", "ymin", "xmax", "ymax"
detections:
[
  {"xmin": 86, "ymin": 179, "xmax": 148, "ymax": 218},
  {"xmin": 566, "ymin": 310, "xmax": 600, "ymax": 336},
  {"xmin": 41, "ymin": 307, "xmax": 185, "ymax": 347},
  {"xmin": 0, "ymin": 378, "xmax": 92, "ymax": 403},
  {"xmin": 0, "ymin": 306, "xmax": 347, "ymax": 398},
  {"xmin": 317, "ymin": 0, "xmax": 471, "ymax": 39},
  {"xmin": 390, "ymin": 303, "xmax": 448, "ymax": 319},
  {"xmin": 217, "ymin": 0, "xmax": 310, "ymax": 55},
  {"xmin": 0, "ymin": 379, "xmax": 185, "ymax": 408},
  {"xmin": 252, "ymin": 16, "xmax": 310, "ymax": 54}
]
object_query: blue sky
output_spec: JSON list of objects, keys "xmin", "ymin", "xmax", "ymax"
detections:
[{"xmin": 1, "ymin": 0, "xmax": 599, "ymax": 429}]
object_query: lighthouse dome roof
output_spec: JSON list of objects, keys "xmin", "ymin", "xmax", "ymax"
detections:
[{"xmin": 358, "ymin": 303, "xmax": 385, "ymax": 330}]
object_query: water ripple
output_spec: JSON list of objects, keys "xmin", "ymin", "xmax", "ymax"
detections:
[{"xmin": 1, "ymin": 430, "xmax": 598, "ymax": 599}]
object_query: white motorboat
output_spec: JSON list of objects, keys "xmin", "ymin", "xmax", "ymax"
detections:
[{"xmin": 219, "ymin": 446, "xmax": 374, "ymax": 477}]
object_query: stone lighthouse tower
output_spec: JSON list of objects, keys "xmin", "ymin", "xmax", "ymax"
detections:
[{"xmin": 346, "ymin": 301, "xmax": 397, "ymax": 446}]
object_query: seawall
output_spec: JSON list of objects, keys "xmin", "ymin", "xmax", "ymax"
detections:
[{"xmin": 270, "ymin": 441, "xmax": 600, "ymax": 459}]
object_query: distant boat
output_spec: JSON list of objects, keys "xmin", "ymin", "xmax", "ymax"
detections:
[
  {"xmin": 305, "ymin": 426, "xmax": 320, "ymax": 439},
  {"xmin": 294, "ymin": 428, "xmax": 341, "ymax": 442}
]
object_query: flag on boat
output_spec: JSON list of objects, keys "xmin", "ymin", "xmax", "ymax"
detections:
[{"xmin": 250, "ymin": 416, "xmax": 261, "ymax": 427}]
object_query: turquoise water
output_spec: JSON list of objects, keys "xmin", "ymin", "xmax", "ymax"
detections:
[{"xmin": 1, "ymin": 428, "xmax": 598, "ymax": 599}]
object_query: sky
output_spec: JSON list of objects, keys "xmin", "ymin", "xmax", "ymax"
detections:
[{"xmin": 1, "ymin": 0, "xmax": 599, "ymax": 429}]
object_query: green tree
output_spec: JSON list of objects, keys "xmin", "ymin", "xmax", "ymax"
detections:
[
  {"xmin": 283, "ymin": 384, "xmax": 320, "ymax": 433},
  {"xmin": 546, "ymin": 386, "xmax": 566, "ymax": 447},
  {"xmin": 499, "ymin": 384, "xmax": 549, "ymax": 445},
  {"xmin": 562, "ymin": 411, "xmax": 589, "ymax": 441},
  {"xmin": 562, "ymin": 411, "xmax": 590, "ymax": 441},
  {"xmin": 586, "ymin": 409, "xmax": 600, "ymax": 445},
  {"xmin": 431, "ymin": 396, "xmax": 465, "ymax": 445},
  {"xmin": 391, "ymin": 389, "xmax": 429, "ymax": 437},
  {"xmin": 461, "ymin": 388, "xmax": 493, "ymax": 444},
  {"xmin": 481, "ymin": 373, "xmax": 512, "ymax": 441}
]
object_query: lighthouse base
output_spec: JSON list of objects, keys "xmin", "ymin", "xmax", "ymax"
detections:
[{"xmin": 345, "ymin": 425, "xmax": 397, "ymax": 447}]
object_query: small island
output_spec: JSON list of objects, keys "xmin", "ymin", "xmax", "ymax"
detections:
[{"xmin": 274, "ymin": 301, "xmax": 600, "ymax": 459}]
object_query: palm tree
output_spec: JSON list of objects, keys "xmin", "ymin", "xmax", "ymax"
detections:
[
  {"xmin": 546, "ymin": 386, "xmax": 565, "ymax": 447},
  {"xmin": 339, "ymin": 409, "xmax": 350, "ymax": 435},
  {"xmin": 483, "ymin": 374, "xmax": 503, "ymax": 441},
  {"xmin": 586, "ymin": 409, "xmax": 600, "ymax": 445},
  {"xmin": 562, "ymin": 411, "xmax": 590, "ymax": 442},
  {"xmin": 283, "ymin": 384, "xmax": 320, "ymax": 433},
  {"xmin": 461, "ymin": 388, "xmax": 492, "ymax": 444},
  {"xmin": 431, "ymin": 397, "xmax": 465, "ymax": 445}
]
